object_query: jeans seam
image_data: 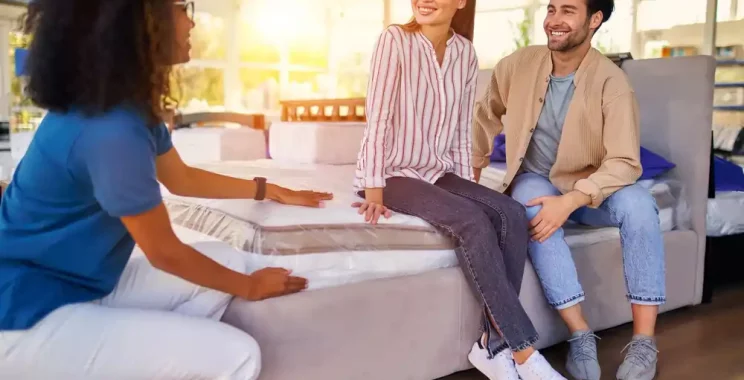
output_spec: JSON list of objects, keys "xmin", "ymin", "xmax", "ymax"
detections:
[
  {"xmin": 382, "ymin": 201, "xmax": 529, "ymax": 353},
  {"xmin": 549, "ymin": 293, "xmax": 586, "ymax": 308},
  {"xmin": 444, "ymin": 188, "xmax": 509, "ymax": 251},
  {"xmin": 627, "ymin": 295, "xmax": 666, "ymax": 302}
]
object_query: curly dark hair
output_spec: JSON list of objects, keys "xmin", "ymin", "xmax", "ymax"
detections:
[{"xmin": 21, "ymin": 0, "xmax": 176, "ymax": 125}]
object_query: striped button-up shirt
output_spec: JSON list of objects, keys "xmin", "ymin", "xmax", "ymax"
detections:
[{"xmin": 354, "ymin": 25, "xmax": 478, "ymax": 190}]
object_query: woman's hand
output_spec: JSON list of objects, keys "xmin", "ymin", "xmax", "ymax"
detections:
[
  {"xmin": 351, "ymin": 188, "xmax": 391, "ymax": 224},
  {"xmin": 267, "ymin": 184, "xmax": 333, "ymax": 208},
  {"xmin": 351, "ymin": 201, "xmax": 392, "ymax": 224},
  {"xmin": 242, "ymin": 268, "xmax": 308, "ymax": 301}
]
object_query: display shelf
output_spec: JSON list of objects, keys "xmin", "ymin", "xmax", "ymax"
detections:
[
  {"xmin": 714, "ymin": 105, "xmax": 744, "ymax": 111},
  {"xmin": 717, "ymin": 60, "xmax": 744, "ymax": 66},
  {"xmin": 714, "ymin": 82, "xmax": 744, "ymax": 88}
]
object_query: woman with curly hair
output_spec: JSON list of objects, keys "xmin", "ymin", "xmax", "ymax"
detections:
[{"xmin": 0, "ymin": 1, "xmax": 331, "ymax": 378}]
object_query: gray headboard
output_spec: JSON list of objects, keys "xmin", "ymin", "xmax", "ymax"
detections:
[
  {"xmin": 622, "ymin": 56, "xmax": 715, "ymax": 240},
  {"xmin": 622, "ymin": 55, "xmax": 715, "ymax": 303}
]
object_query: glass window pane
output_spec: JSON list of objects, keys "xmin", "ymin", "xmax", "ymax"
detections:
[
  {"xmin": 477, "ymin": 0, "xmax": 531, "ymax": 11},
  {"xmin": 190, "ymin": 12, "xmax": 226, "ymax": 60},
  {"xmin": 239, "ymin": 68, "xmax": 280, "ymax": 112},
  {"xmin": 336, "ymin": 72, "xmax": 369, "ymax": 99},
  {"xmin": 238, "ymin": 0, "xmax": 282, "ymax": 64},
  {"xmin": 287, "ymin": 71, "xmax": 333, "ymax": 100},
  {"xmin": 172, "ymin": 67, "xmax": 225, "ymax": 109},
  {"xmin": 474, "ymin": 9, "xmax": 528, "ymax": 68},
  {"xmin": 637, "ymin": 0, "xmax": 708, "ymax": 31}
]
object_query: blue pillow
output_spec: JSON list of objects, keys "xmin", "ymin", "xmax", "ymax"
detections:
[
  {"xmin": 638, "ymin": 147, "xmax": 676, "ymax": 180},
  {"xmin": 489, "ymin": 134, "xmax": 676, "ymax": 180},
  {"xmin": 490, "ymin": 134, "xmax": 507, "ymax": 162},
  {"xmin": 714, "ymin": 156, "xmax": 744, "ymax": 192}
]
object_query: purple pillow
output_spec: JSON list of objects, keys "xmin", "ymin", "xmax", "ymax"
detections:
[
  {"xmin": 638, "ymin": 147, "xmax": 675, "ymax": 180},
  {"xmin": 490, "ymin": 134, "xmax": 507, "ymax": 162},
  {"xmin": 714, "ymin": 156, "xmax": 744, "ymax": 192},
  {"xmin": 489, "ymin": 134, "xmax": 676, "ymax": 179}
]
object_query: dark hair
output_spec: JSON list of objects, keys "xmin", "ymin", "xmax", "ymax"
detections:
[
  {"xmin": 21, "ymin": 0, "xmax": 176, "ymax": 125},
  {"xmin": 586, "ymin": 0, "xmax": 614, "ymax": 29},
  {"xmin": 399, "ymin": 0, "xmax": 477, "ymax": 42}
]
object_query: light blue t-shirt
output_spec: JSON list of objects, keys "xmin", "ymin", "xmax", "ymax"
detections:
[
  {"xmin": 0, "ymin": 106, "xmax": 172, "ymax": 330},
  {"xmin": 522, "ymin": 72, "xmax": 576, "ymax": 177}
]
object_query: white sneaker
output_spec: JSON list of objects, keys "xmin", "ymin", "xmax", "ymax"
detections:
[
  {"xmin": 468, "ymin": 342, "xmax": 521, "ymax": 380},
  {"xmin": 515, "ymin": 350, "xmax": 566, "ymax": 380}
]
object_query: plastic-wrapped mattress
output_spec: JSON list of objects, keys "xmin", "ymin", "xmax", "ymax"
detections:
[{"xmin": 162, "ymin": 160, "xmax": 688, "ymax": 290}]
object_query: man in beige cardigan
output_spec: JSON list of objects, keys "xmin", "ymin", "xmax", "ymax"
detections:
[{"xmin": 471, "ymin": 1, "xmax": 664, "ymax": 380}]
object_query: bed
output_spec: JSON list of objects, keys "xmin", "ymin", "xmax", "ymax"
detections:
[
  {"xmin": 702, "ymin": 143, "xmax": 744, "ymax": 301},
  {"xmin": 163, "ymin": 55, "xmax": 715, "ymax": 380}
]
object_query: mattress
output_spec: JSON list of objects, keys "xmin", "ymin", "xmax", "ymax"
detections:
[
  {"xmin": 707, "ymin": 191, "xmax": 744, "ymax": 237},
  {"xmin": 484, "ymin": 162, "xmax": 686, "ymax": 246},
  {"xmin": 162, "ymin": 160, "xmax": 684, "ymax": 290},
  {"xmin": 170, "ymin": 127, "xmax": 267, "ymax": 165},
  {"xmin": 268, "ymin": 121, "xmax": 366, "ymax": 165}
]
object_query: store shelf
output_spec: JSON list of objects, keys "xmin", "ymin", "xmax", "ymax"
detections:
[
  {"xmin": 717, "ymin": 60, "xmax": 744, "ymax": 66},
  {"xmin": 715, "ymin": 82, "xmax": 744, "ymax": 88},
  {"xmin": 714, "ymin": 105, "xmax": 744, "ymax": 111}
]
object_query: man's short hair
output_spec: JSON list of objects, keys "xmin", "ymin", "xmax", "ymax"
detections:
[{"xmin": 586, "ymin": 0, "xmax": 615, "ymax": 27}]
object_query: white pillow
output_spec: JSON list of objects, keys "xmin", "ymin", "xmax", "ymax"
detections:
[{"xmin": 268, "ymin": 121, "xmax": 365, "ymax": 165}]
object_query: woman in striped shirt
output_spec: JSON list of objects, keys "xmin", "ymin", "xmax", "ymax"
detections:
[{"xmin": 353, "ymin": 1, "xmax": 564, "ymax": 379}]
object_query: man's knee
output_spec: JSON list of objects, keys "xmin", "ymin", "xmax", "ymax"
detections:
[{"xmin": 608, "ymin": 185, "xmax": 659, "ymax": 224}]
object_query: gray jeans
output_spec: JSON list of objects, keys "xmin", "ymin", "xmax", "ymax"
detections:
[{"xmin": 362, "ymin": 173, "xmax": 539, "ymax": 354}]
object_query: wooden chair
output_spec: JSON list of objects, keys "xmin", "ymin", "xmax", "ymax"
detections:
[{"xmin": 279, "ymin": 98, "xmax": 366, "ymax": 122}]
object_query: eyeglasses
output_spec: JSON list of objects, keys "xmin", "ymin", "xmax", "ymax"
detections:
[{"xmin": 174, "ymin": 1, "xmax": 195, "ymax": 21}]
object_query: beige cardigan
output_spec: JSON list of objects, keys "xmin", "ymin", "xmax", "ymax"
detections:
[{"xmin": 472, "ymin": 45, "xmax": 642, "ymax": 208}]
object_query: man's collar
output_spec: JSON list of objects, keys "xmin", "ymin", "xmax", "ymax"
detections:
[{"xmin": 542, "ymin": 47, "xmax": 601, "ymax": 86}]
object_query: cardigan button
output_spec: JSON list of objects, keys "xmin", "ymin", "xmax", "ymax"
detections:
[{"xmin": 538, "ymin": 98, "xmax": 544, "ymax": 103}]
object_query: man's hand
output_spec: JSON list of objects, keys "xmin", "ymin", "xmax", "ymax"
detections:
[
  {"xmin": 241, "ymin": 268, "xmax": 308, "ymax": 301},
  {"xmin": 526, "ymin": 192, "xmax": 587, "ymax": 243},
  {"xmin": 267, "ymin": 185, "xmax": 333, "ymax": 208}
]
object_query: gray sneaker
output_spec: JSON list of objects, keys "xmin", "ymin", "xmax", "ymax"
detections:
[
  {"xmin": 566, "ymin": 330, "xmax": 601, "ymax": 380},
  {"xmin": 616, "ymin": 335, "xmax": 658, "ymax": 380}
]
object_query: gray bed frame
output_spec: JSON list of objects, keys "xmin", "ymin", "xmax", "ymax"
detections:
[{"xmin": 219, "ymin": 55, "xmax": 715, "ymax": 380}]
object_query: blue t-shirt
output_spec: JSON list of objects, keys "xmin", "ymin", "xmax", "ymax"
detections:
[
  {"xmin": 522, "ymin": 72, "xmax": 576, "ymax": 177},
  {"xmin": 0, "ymin": 106, "xmax": 173, "ymax": 330}
]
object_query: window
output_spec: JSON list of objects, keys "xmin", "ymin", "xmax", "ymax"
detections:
[
  {"xmin": 474, "ymin": 9, "xmax": 530, "ymax": 68},
  {"xmin": 637, "ymin": 0, "xmax": 708, "ymax": 31}
]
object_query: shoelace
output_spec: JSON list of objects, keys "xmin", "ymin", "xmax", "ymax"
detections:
[
  {"xmin": 620, "ymin": 339, "xmax": 659, "ymax": 368},
  {"xmin": 568, "ymin": 332, "xmax": 600, "ymax": 362}
]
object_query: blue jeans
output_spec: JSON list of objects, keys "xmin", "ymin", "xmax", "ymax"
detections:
[
  {"xmin": 510, "ymin": 173, "xmax": 666, "ymax": 310},
  {"xmin": 361, "ymin": 173, "xmax": 539, "ymax": 354}
]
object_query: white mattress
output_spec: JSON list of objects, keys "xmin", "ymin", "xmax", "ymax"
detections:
[
  {"xmin": 484, "ymin": 162, "xmax": 681, "ymax": 247},
  {"xmin": 161, "ymin": 160, "xmax": 683, "ymax": 290},
  {"xmin": 170, "ymin": 224, "xmax": 457, "ymax": 291},
  {"xmin": 707, "ymin": 191, "xmax": 744, "ymax": 237}
]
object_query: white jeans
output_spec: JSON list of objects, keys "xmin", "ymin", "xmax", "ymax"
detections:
[{"xmin": 0, "ymin": 241, "xmax": 261, "ymax": 380}]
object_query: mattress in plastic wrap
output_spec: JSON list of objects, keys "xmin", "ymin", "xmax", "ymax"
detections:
[
  {"xmin": 707, "ymin": 192, "xmax": 744, "ymax": 237},
  {"xmin": 162, "ymin": 160, "xmax": 690, "ymax": 289}
]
